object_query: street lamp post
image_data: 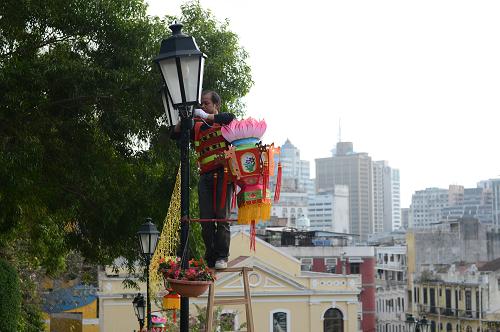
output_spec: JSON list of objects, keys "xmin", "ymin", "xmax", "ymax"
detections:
[
  {"xmin": 132, "ymin": 293, "xmax": 146, "ymax": 331},
  {"xmin": 406, "ymin": 314, "xmax": 430, "ymax": 332},
  {"xmin": 154, "ymin": 22, "xmax": 206, "ymax": 332},
  {"xmin": 137, "ymin": 218, "xmax": 160, "ymax": 331}
]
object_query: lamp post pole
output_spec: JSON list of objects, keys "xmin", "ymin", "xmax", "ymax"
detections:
[
  {"xmin": 146, "ymin": 255, "xmax": 152, "ymax": 331},
  {"xmin": 179, "ymin": 106, "xmax": 192, "ymax": 331},
  {"xmin": 137, "ymin": 219, "xmax": 160, "ymax": 332},
  {"xmin": 154, "ymin": 22, "xmax": 206, "ymax": 332}
]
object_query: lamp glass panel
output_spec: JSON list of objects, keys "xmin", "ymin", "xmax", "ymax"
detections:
[
  {"xmin": 139, "ymin": 233, "xmax": 151, "ymax": 255},
  {"xmin": 197, "ymin": 57, "xmax": 205, "ymax": 102},
  {"xmin": 159, "ymin": 58, "xmax": 182, "ymax": 105},
  {"xmin": 137, "ymin": 304, "xmax": 145, "ymax": 320},
  {"xmin": 180, "ymin": 55, "xmax": 202, "ymax": 104},
  {"xmin": 161, "ymin": 90, "xmax": 179, "ymax": 127},
  {"xmin": 150, "ymin": 232, "xmax": 159, "ymax": 254}
]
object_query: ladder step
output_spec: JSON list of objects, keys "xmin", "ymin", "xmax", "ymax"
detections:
[
  {"xmin": 213, "ymin": 298, "xmax": 248, "ymax": 305},
  {"xmin": 214, "ymin": 267, "xmax": 253, "ymax": 273}
]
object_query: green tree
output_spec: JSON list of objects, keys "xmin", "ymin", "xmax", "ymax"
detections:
[
  {"xmin": 171, "ymin": 0, "xmax": 254, "ymax": 115},
  {"xmin": 0, "ymin": 259, "xmax": 22, "ymax": 332},
  {"xmin": 1, "ymin": 0, "xmax": 252, "ymax": 327}
]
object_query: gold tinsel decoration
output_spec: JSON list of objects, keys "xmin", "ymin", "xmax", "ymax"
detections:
[{"xmin": 149, "ymin": 167, "xmax": 181, "ymax": 299}]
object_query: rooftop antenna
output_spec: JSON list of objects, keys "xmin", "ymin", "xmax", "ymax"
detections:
[{"xmin": 338, "ymin": 118, "xmax": 342, "ymax": 143}]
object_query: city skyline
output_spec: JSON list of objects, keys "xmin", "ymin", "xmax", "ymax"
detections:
[{"xmin": 147, "ymin": 0, "xmax": 500, "ymax": 207}]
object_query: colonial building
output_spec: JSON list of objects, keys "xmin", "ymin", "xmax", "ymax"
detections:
[
  {"xmin": 98, "ymin": 231, "xmax": 363, "ymax": 331},
  {"xmin": 257, "ymin": 227, "xmax": 376, "ymax": 331},
  {"xmin": 408, "ymin": 260, "xmax": 500, "ymax": 331},
  {"xmin": 375, "ymin": 246, "xmax": 407, "ymax": 332},
  {"xmin": 406, "ymin": 218, "xmax": 500, "ymax": 331}
]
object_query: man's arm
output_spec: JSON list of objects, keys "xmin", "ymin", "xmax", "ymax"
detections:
[{"xmin": 213, "ymin": 112, "xmax": 235, "ymax": 125}]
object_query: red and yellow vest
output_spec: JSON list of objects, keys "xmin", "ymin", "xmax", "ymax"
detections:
[{"xmin": 194, "ymin": 120, "xmax": 228, "ymax": 174}]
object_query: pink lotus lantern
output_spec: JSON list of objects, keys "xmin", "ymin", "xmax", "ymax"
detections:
[{"xmin": 222, "ymin": 118, "xmax": 282, "ymax": 250}]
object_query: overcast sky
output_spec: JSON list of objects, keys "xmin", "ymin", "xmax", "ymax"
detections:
[{"xmin": 147, "ymin": 0, "xmax": 500, "ymax": 207}]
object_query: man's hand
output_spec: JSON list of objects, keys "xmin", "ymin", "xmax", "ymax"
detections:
[{"xmin": 194, "ymin": 108, "xmax": 209, "ymax": 119}]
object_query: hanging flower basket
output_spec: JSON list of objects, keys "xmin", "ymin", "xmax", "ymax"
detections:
[
  {"xmin": 158, "ymin": 258, "xmax": 216, "ymax": 298},
  {"xmin": 165, "ymin": 278, "xmax": 212, "ymax": 297}
]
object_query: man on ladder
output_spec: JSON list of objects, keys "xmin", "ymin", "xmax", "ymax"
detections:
[{"xmin": 173, "ymin": 90, "xmax": 234, "ymax": 269}]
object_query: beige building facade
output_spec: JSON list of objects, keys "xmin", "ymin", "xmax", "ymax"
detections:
[{"xmin": 98, "ymin": 231, "xmax": 363, "ymax": 331}]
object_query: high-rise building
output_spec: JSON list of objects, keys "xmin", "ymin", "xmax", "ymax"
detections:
[
  {"xmin": 401, "ymin": 208, "xmax": 410, "ymax": 229},
  {"xmin": 372, "ymin": 161, "xmax": 401, "ymax": 233},
  {"xmin": 442, "ymin": 187, "xmax": 494, "ymax": 226},
  {"xmin": 478, "ymin": 178, "xmax": 500, "ymax": 230},
  {"xmin": 411, "ymin": 183, "xmax": 498, "ymax": 229},
  {"xmin": 316, "ymin": 142, "xmax": 373, "ymax": 241},
  {"xmin": 308, "ymin": 185, "xmax": 349, "ymax": 233},
  {"xmin": 270, "ymin": 139, "xmax": 312, "ymax": 227},
  {"xmin": 275, "ymin": 139, "xmax": 312, "ymax": 193},
  {"xmin": 409, "ymin": 187, "xmax": 449, "ymax": 228}
]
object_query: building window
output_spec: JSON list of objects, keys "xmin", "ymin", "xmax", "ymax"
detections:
[
  {"xmin": 323, "ymin": 308, "xmax": 343, "ymax": 332},
  {"xmin": 270, "ymin": 310, "xmax": 289, "ymax": 332},
  {"xmin": 300, "ymin": 258, "xmax": 312, "ymax": 271},
  {"xmin": 350, "ymin": 263, "xmax": 360, "ymax": 274},
  {"xmin": 423, "ymin": 287, "xmax": 428, "ymax": 304},
  {"xmin": 465, "ymin": 290, "xmax": 472, "ymax": 317}
]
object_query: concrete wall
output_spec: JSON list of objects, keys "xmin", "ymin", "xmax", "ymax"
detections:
[
  {"xmin": 487, "ymin": 231, "xmax": 500, "ymax": 260},
  {"xmin": 413, "ymin": 219, "xmax": 490, "ymax": 271}
]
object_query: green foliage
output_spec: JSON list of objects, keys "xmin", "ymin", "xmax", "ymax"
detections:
[
  {"xmin": 0, "ymin": 259, "xmax": 22, "ymax": 332},
  {"xmin": 189, "ymin": 304, "xmax": 246, "ymax": 332},
  {"xmin": 1, "ymin": 2, "xmax": 252, "ymax": 325},
  {"xmin": 1, "ymin": 0, "xmax": 252, "ymax": 270}
]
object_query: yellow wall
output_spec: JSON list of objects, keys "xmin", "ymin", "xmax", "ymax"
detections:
[
  {"xmin": 45, "ymin": 299, "xmax": 99, "ymax": 332},
  {"xmin": 50, "ymin": 313, "xmax": 82, "ymax": 332},
  {"xmin": 413, "ymin": 282, "xmax": 484, "ymax": 329}
]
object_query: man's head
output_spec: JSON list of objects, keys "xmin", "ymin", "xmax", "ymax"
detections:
[{"xmin": 201, "ymin": 90, "xmax": 221, "ymax": 115}]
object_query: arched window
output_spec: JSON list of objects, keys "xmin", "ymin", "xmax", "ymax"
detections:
[
  {"xmin": 270, "ymin": 309, "xmax": 290, "ymax": 332},
  {"xmin": 466, "ymin": 326, "xmax": 472, "ymax": 332},
  {"xmin": 323, "ymin": 308, "xmax": 343, "ymax": 332},
  {"xmin": 446, "ymin": 323, "xmax": 452, "ymax": 331}
]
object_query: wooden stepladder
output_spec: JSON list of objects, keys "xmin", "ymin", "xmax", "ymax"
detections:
[{"xmin": 205, "ymin": 267, "xmax": 254, "ymax": 332}]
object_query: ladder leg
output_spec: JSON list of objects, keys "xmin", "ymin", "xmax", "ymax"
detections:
[
  {"xmin": 242, "ymin": 267, "xmax": 254, "ymax": 332},
  {"xmin": 205, "ymin": 283, "xmax": 215, "ymax": 332}
]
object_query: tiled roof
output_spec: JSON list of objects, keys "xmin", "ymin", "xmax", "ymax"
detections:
[{"xmin": 478, "ymin": 257, "xmax": 500, "ymax": 272}]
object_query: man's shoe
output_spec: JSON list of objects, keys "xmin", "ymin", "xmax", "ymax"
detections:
[{"xmin": 215, "ymin": 259, "xmax": 227, "ymax": 269}]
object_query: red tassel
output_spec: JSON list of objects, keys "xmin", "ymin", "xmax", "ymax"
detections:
[
  {"xmin": 231, "ymin": 184, "xmax": 237, "ymax": 210},
  {"xmin": 213, "ymin": 173, "xmax": 218, "ymax": 213},
  {"xmin": 219, "ymin": 168, "xmax": 229, "ymax": 210},
  {"xmin": 274, "ymin": 162, "xmax": 282, "ymax": 202},
  {"xmin": 250, "ymin": 220, "xmax": 256, "ymax": 251},
  {"xmin": 262, "ymin": 161, "xmax": 269, "ymax": 200},
  {"xmin": 173, "ymin": 310, "xmax": 176, "ymax": 324}
]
